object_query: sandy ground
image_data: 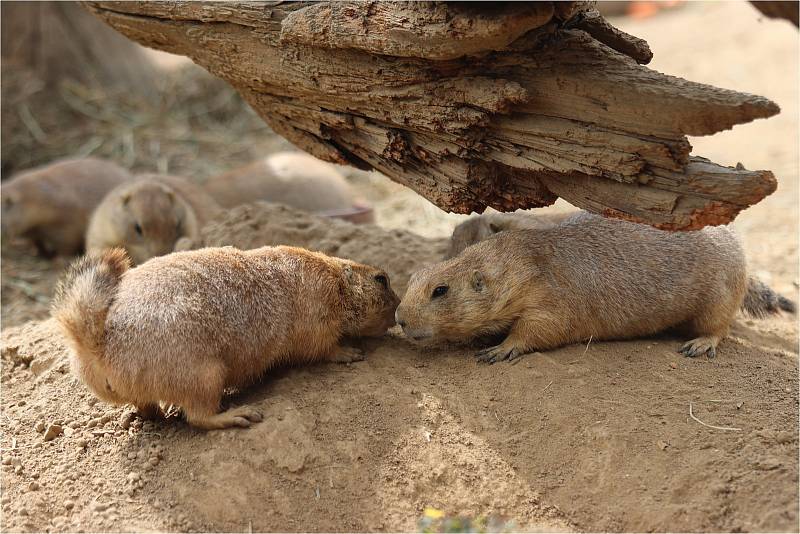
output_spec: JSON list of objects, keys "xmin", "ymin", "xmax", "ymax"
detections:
[{"xmin": 1, "ymin": 1, "xmax": 798, "ymax": 532}]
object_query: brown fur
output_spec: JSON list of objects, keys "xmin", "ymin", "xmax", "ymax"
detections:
[
  {"xmin": 398, "ymin": 211, "xmax": 792, "ymax": 362},
  {"xmin": 203, "ymin": 152, "xmax": 365, "ymax": 216},
  {"xmin": 447, "ymin": 210, "xmax": 576, "ymax": 259},
  {"xmin": 85, "ymin": 174, "xmax": 221, "ymax": 264},
  {"xmin": 1, "ymin": 158, "xmax": 132, "ymax": 256},
  {"xmin": 52, "ymin": 246, "xmax": 399, "ymax": 429}
]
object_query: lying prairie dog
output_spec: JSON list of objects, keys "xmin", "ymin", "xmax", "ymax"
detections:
[
  {"xmin": 52, "ymin": 246, "xmax": 400, "ymax": 430},
  {"xmin": 397, "ymin": 211, "xmax": 794, "ymax": 362},
  {"xmin": 447, "ymin": 210, "xmax": 576, "ymax": 259},
  {"xmin": 85, "ymin": 174, "xmax": 221, "ymax": 264},
  {"xmin": 1, "ymin": 158, "xmax": 132, "ymax": 256},
  {"xmin": 203, "ymin": 152, "xmax": 374, "ymax": 223}
]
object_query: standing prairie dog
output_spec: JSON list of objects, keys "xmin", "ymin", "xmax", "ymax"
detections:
[
  {"xmin": 1, "ymin": 158, "xmax": 132, "ymax": 256},
  {"xmin": 447, "ymin": 210, "xmax": 576, "ymax": 259},
  {"xmin": 86, "ymin": 174, "xmax": 221, "ymax": 264},
  {"xmin": 397, "ymin": 212, "xmax": 794, "ymax": 362},
  {"xmin": 203, "ymin": 152, "xmax": 373, "ymax": 223},
  {"xmin": 52, "ymin": 246, "xmax": 400, "ymax": 430}
]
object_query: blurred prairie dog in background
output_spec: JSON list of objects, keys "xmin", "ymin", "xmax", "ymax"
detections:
[
  {"xmin": 447, "ymin": 209, "xmax": 576, "ymax": 259},
  {"xmin": 204, "ymin": 151, "xmax": 374, "ymax": 223},
  {"xmin": 1, "ymin": 158, "xmax": 132, "ymax": 256},
  {"xmin": 52, "ymin": 246, "xmax": 400, "ymax": 430},
  {"xmin": 85, "ymin": 174, "xmax": 221, "ymax": 264}
]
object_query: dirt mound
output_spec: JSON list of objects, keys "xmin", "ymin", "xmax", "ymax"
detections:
[{"xmin": 189, "ymin": 202, "xmax": 449, "ymax": 295}]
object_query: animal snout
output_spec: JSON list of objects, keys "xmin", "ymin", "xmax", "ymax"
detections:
[{"xmin": 395, "ymin": 309, "xmax": 406, "ymax": 328}]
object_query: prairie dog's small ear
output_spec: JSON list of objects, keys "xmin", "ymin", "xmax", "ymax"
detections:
[
  {"xmin": 343, "ymin": 264, "xmax": 354, "ymax": 282},
  {"xmin": 488, "ymin": 221, "xmax": 503, "ymax": 234},
  {"xmin": 471, "ymin": 269, "xmax": 485, "ymax": 292},
  {"xmin": 121, "ymin": 193, "xmax": 131, "ymax": 206}
]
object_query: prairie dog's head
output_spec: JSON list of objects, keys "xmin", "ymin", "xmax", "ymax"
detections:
[
  {"xmin": 111, "ymin": 180, "xmax": 196, "ymax": 264},
  {"xmin": 395, "ymin": 255, "xmax": 497, "ymax": 343},
  {"xmin": 447, "ymin": 215, "xmax": 506, "ymax": 259},
  {"xmin": 340, "ymin": 260, "xmax": 400, "ymax": 338}
]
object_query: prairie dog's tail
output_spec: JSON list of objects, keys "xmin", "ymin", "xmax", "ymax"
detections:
[
  {"xmin": 52, "ymin": 248, "xmax": 131, "ymax": 360},
  {"xmin": 742, "ymin": 277, "xmax": 797, "ymax": 318}
]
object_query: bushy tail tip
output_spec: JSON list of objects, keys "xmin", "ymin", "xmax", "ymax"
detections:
[
  {"xmin": 742, "ymin": 277, "xmax": 797, "ymax": 318},
  {"xmin": 52, "ymin": 248, "xmax": 130, "ymax": 359}
]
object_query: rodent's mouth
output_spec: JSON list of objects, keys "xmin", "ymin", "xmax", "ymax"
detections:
[{"xmin": 400, "ymin": 326, "xmax": 433, "ymax": 342}]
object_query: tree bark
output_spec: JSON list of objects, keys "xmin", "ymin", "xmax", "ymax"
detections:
[{"xmin": 83, "ymin": 1, "xmax": 780, "ymax": 230}]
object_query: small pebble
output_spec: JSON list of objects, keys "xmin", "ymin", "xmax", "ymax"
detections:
[
  {"xmin": 34, "ymin": 421, "xmax": 45, "ymax": 433},
  {"xmin": 120, "ymin": 414, "xmax": 134, "ymax": 430},
  {"xmin": 76, "ymin": 439, "xmax": 88, "ymax": 449},
  {"xmin": 86, "ymin": 419, "xmax": 100, "ymax": 429},
  {"xmin": 93, "ymin": 502, "xmax": 109, "ymax": 513},
  {"xmin": 669, "ymin": 362, "xmax": 678, "ymax": 369},
  {"xmin": 14, "ymin": 466, "xmax": 23, "ymax": 475},
  {"xmin": 1, "ymin": 457, "xmax": 12, "ymax": 466},
  {"xmin": 99, "ymin": 415, "xmax": 112, "ymax": 425},
  {"xmin": 127, "ymin": 472, "xmax": 141, "ymax": 482},
  {"xmin": 148, "ymin": 457, "xmax": 159, "ymax": 467},
  {"xmin": 44, "ymin": 424, "xmax": 63, "ymax": 442},
  {"xmin": 63, "ymin": 427, "xmax": 75, "ymax": 437},
  {"xmin": 28, "ymin": 481, "xmax": 40, "ymax": 491},
  {"xmin": 18, "ymin": 508, "xmax": 29, "ymax": 517}
]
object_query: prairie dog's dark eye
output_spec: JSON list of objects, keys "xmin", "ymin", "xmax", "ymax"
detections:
[
  {"xmin": 375, "ymin": 274, "xmax": 388, "ymax": 288},
  {"xmin": 134, "ymin": 223, "xmax": 143, "ymax": 236},
  {"xmin": 431, "ymin": 285, "xmax": 449, "ymax": 299}
]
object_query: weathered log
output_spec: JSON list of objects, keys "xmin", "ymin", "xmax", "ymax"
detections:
[
  {"xmin": 750, "ymin": 1, "xmax": 799, "ymax": 26},
  {"xmin": 83, "ymin": 1, "xmax": 780, "ymax": 230}
]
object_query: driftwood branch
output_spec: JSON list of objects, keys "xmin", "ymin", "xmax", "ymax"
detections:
[{"xmin": 84, "ymin": 1, "xmax": 780, "ymax": 230}]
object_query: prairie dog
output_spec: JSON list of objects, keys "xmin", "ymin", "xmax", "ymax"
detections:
[
  {"xmin": 85, "ymin": 174, "xmax": 221, "ymax": 264},
  {"xmin": 397, "ymin": 212, "xmax": 794, "ymax": 361},
  {"xmin": 1, "ymin": 158, "xmax": 132, "ymax": 256},
  {"xmin": 52, "ymin": 246, "xmax": 400, "ymax": 430},
  {"xmin": 204, "ymin": 152, "xmax": 371, "ymax": 221},
  {"xmin": 447, "ymin": 210, "xmax": 576, "ymax": 259}
]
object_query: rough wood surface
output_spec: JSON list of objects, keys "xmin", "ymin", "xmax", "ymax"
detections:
[{"xmin": 84, "ymin": 1, "xmax": 780, "ymax": 230}]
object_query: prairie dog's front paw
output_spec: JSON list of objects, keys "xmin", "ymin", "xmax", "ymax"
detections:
[
  {"xmin": 476, "ymin": 344, "xmax": 521, "ymax": 364},
  {"xmin": 329, "ymin": 346, "xmax": 366, "ymax": 363}
]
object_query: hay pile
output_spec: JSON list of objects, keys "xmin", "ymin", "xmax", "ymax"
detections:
[{"xmin": 1, "ymin": 61, "xmax": 291, "ymax": 180}]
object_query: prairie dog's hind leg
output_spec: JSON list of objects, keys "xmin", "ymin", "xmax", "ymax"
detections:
[
  {"xmin": 184, "ymin": 404, "xmax": 263, "ymax": 430},
  {"xmin": 175, "ymin": 359, "xmax": 263, "ymax": 430},
  {"xmin": 679, "ymin": 298, "xmax": 738, "ymax": 359},
  {"xmin": 679, "ymin": 335, "xmax": 721, "ymax": 358}
]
